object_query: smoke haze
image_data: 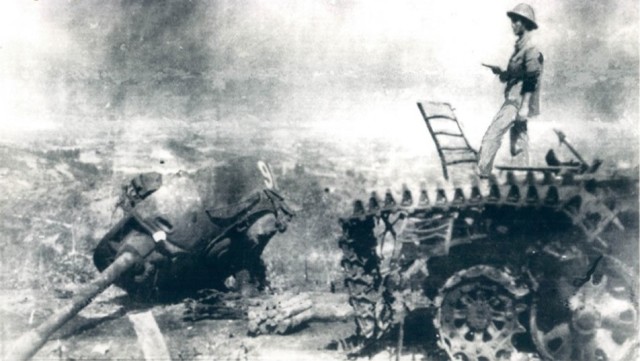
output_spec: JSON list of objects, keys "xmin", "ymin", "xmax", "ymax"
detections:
[{"xmin": 0, "ymin": 0, "xmax": 637, "ymax": 157}]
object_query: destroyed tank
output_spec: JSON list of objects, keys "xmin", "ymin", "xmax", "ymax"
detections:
[
  {"xmin": 93, "ymin": 156, "xmax": 294, "ymax": 299},
  {"xmin": 7, "ymin": 156, "xmax": 294, "ymax": 361},
  {"xmin": 338, "ymin": 102, "xmax": 639, "ymax": 361}
]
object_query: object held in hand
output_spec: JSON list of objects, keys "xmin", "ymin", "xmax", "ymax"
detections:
[{"xmin": 481, "ymin": 63, "xmax": 502, "ymax": 75}]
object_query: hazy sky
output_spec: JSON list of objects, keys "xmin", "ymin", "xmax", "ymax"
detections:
[{"xmin": 0, "ymin": 0, "xmax": 637, "ymax": 131}]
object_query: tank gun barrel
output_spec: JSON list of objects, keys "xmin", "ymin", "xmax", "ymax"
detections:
[{"xmin": 4, "ymin": 251, "xmax": 140, "ymax": 361}]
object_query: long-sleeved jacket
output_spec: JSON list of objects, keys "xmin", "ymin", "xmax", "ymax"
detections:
[{"xmin": 500, "ymin": 32, "xmax": 544, "ymax": 116}]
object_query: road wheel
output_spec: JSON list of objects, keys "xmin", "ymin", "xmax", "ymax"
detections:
[{"xmin": 434, "ymin": 265, "xmax": 529, "ymax": 361}]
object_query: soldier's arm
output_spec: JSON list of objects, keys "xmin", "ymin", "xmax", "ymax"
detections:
[
  {"xmin": 518, "ymin": 93, "xmax": 533, "ymax": 120},
  {"xmin": 518, "ymin": 47, "xmax": 543, "ymax": 118},
  {"xmin": 521, "ymin": 47, "xmax": 543, "ymax": 93}
]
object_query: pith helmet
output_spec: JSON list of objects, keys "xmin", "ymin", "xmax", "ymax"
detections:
[{"xmin": 507, "ymin": 3, "xmax": 538, "ymax": 29}]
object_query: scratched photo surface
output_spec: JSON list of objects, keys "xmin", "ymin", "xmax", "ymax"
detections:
[{"xmin": 0, "ymin": 1, "xmax": 637, "ymax": 361}]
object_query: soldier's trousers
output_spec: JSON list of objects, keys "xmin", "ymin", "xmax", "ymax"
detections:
[{"xmin": 477, "ymin": 101, "xmax": 529, "ymax": 176}]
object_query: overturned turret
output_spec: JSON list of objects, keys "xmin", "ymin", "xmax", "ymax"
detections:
[
  {"xmin": 6, "ymin": 156, "xmax": 293, "ymax": 361},
  {"xmin": 93, "ymin": 156, "xmax": 294, "ymax": 299}
]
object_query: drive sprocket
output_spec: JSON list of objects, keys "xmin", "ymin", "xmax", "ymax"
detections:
[{"xmin": 531, "ymin": 255, "xmax": 638, "ymax": 361}]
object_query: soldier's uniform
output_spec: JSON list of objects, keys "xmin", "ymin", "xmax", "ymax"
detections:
[{"xmin": 477, "ymin": 5, "xmax": 544, "ymax": 176}]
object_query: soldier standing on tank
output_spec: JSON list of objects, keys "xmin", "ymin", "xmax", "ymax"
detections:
[{"xmin": 476, "ymin": 3, "xmax": 544, "ymax": 178}]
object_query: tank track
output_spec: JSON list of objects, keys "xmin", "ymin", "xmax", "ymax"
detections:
[
  {"xmin": 338, "ymin": 212, "xmax": 391, "ymax": 342},
  {"xmin": 338, "ymin": 170, "xmax": 638, "ymax": 359}
]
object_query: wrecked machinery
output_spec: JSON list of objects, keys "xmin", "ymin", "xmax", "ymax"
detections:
[
  {"xmin": 6, "ymin": 156, "xmax": 294, "ymax": 361},
  {"xmin": 338, "ymin": 102, "xmax": 639, "ymax": 361}
]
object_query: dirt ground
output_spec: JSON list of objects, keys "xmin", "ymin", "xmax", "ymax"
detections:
[{"xmin": 2, "ymin": 288, "xmax": 363, "ymax": 361}]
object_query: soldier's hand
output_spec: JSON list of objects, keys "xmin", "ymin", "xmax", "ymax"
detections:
[{"xmin": 517, "ymin": 106, "xmax": 529, "ymax": 120}]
